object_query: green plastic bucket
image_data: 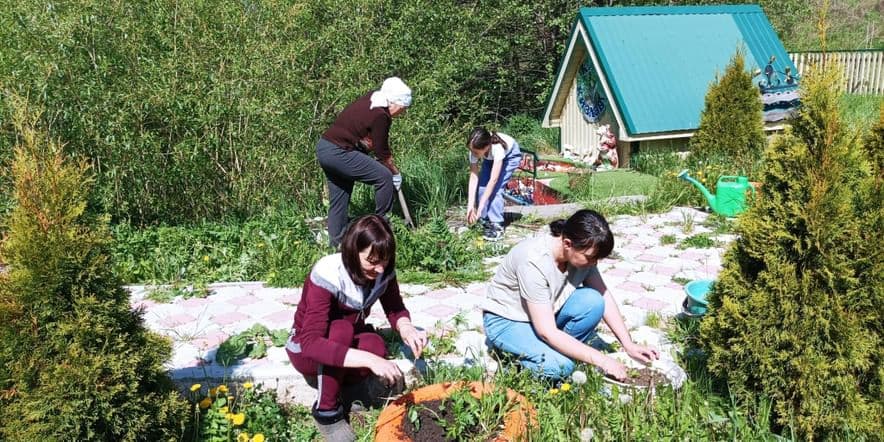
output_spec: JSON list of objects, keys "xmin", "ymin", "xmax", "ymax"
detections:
[{"xmin": 684, "ymin": 279, "xmax": 714, "ymax": 316}]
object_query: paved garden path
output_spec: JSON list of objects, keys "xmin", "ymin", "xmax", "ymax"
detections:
[{"xmin": 128, "ymin": 206, "xmax": 732, "ymax": 405}]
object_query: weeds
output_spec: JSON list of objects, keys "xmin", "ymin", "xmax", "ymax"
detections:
[
  {"xmin": 660, "ymin": 234, "xmax": 677, "ymax": 245},
  {"xmin": 679, "ymin": 233, "xmax": 716, "ymax": 249},
  {"xmin": 645, "ymin": 311, "xmax": 662, "ymax": 328},
  {"xmin": 680, "ymin": 211, "xmax": 695, "ymax": 234},
  {"xmin": 671, "ymin": 276, "xmax": 692, "ymax": 285}
]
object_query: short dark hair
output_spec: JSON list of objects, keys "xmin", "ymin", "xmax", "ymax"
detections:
[
  {"xmin": 549, "ymin": 209, "xmax": 614, "ymax": 260},
  {"xmin": 467, "ymin": 126, "xmax": 508, "ymax": 151},
  {"xmin": 340, "ymin": 215, "xmax": 396, "ymax": 286}
]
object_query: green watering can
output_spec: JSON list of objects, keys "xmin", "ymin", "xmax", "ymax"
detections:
[{"xmin": 677, "ymin": 169, "xmax": 756, "ymax": 217}]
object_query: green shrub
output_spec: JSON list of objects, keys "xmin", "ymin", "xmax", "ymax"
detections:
[
  {"xmin": 111, "ymin": 211, "xmax": 329, "ymax": 288},
  {"xmin": 689, "ymin": 49, "xmax": 766, "ymax": 174},
  {"xmin": 631, "ymin": 150, "xmax": 686, "ymax": 177},
  {"xmin": 0, "ymin": 99, "xmax": 187, "ymax": 440},
  {"xmin": 699, "ymin": 65, "xmax": 883, "ymax": 439},
  {"xmin": 502, "ymin": 114, "xmax": 560, "ymax": 155},
  {"xmin": 393, "ymin": 217, "xmax": 493, "ymax": 285}
]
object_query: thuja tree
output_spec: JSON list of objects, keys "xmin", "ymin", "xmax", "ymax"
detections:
[
  {"xmin": 689, "ymin": 49, "xmax": 766, "ymax": 174},
  {"xmin": 699, "ymin": 63, "xmax": 883, "ymax": 439},
  {"xmin": 0, "ymin": 100, "xmax": 187, "ymax": 440}
]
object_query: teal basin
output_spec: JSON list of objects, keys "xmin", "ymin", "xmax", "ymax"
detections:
[{"xmin": 684, "ymin": 279, "xmax": 714, "ymax": 316}]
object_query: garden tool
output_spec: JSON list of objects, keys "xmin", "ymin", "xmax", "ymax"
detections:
[
  {"xmin": 677, "ymin": 170, "xmax": 756, "ymax": 217},
  {"xmin": 397, "ymin": 187, "xmax": 415, "ymax": 229}
]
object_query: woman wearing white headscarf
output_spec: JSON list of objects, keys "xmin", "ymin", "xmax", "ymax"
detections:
[{"xmin": 317, "ymin": 77, "xmax": 412, "ymax": 247}]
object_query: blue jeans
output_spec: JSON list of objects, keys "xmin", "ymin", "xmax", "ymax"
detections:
[
  {"xmin": 483, "ymin": 288, "xmax": 605, "ymax": 380},
  {"xmin": 477, "ymin": 143, "xmax": 522, "ymax": 223}
]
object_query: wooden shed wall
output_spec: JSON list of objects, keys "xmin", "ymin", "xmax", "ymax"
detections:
[{"xmin": 559, "ymin": 52, "xmax": 621, "ymax": 162}]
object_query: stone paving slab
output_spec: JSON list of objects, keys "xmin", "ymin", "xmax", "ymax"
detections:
[{"xmin": 129, "ymin": 207, "xmax": 731, "ymax": 405}]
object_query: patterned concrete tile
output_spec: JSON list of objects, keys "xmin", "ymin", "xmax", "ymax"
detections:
[
  {"xmin": 212, "ymin": 312, "xmax": 251, "ymax": 326},
  {"xmin": 191, "ymin": 331, "xmax": 230, "ymax": 350},
  {"xmin": 616, "ymin": 281, "xmax": 648, "ymax": 294},
  {"xmin": 421, "ymin": 304, "xmax": 460, "ymax": 319},
  {"xmin": 425, "ymin": 288, "xmax": 461, "ymax": 300},
  {"xmin": 651, "ymin": 265, "xmax": 681, "ymax": 276},
  {"xmin": 238, "ymin": 301, "xmax": 290, "ymax": 320},
  {"xmin": 159, "ymin": 313, "xmax": 198, "ymax": 328},
  {"xmin": 606, "ymin": 267, "xmax": 633, "ymax": 278},
  {"xmin": 635, "ymin": 254, "xmax": 666, "ymax": 263},
  {"xmin": 630, "ymin": 271, "xmax": 672, "ymax": 286},
  {"xmin": 180, "ymin": 297, "xmax": 211, "ymax": 308},
  {"xmin": 252, "ymin": 287, "xmax": 302, "ymax": 300},
  {"xmin": 227, "ymin": 295, "xmax": 262, "ymax": 306},
  {"xmin": 632, "ymin": 297, "xmax": 670, "ymax": 311},
  {"xmin": 263, "ymin": 310, "xmax": 295, "ymax": 327}
]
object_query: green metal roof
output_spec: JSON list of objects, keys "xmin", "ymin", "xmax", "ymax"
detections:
[{"xmin": 575, "ymin": 5, "xmax": 797, "ymax": 135}]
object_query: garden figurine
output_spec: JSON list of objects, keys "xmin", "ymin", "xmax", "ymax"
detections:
[
  {"xmin": 316, "ymin": 77, "xmax": 412, "ymax": 247},
  {"xmin": 286, "ymin": 215, "xmax": 428, "ymax": 441},
  {"xmin": 589, "ymin": 124, "xmax": 618, "ymax": 170},
  {"xmin": 465, "ymin": 127, "xmax": 523, "ymax": 241},
  {"xmin": 482, "ymin": 209, "xmax": 658, "ymax": 381}
]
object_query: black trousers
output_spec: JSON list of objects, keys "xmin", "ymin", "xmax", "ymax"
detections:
[{"xmin": 315, "ymin": 138, "xmax": 394, "ymax": 247}]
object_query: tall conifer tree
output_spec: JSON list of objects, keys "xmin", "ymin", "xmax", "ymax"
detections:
[
  {"xmin": 0, "ymin": 99, "xmax": 187, "ymax": 440},
  {"xmin": 699, "ymin": 65, "xmax": 883, "ymax": 438}
]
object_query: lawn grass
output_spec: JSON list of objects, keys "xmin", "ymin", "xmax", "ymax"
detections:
[
  {"xmin": 840, "ymin": 94, "xmax": 881, "ymax": 132},
  {"xmin": 549, "ymin": 170, "xmax": 659, "ymax": 202}
]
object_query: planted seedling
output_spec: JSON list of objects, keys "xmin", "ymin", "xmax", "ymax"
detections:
[{"xmin": 402, "ymin": 384, "xmax": 511, "ymax": 442}]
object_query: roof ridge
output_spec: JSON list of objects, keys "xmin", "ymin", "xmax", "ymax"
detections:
[{"xmin": 579, "ymin": 5, "xmax": 763, "ymax": 17}]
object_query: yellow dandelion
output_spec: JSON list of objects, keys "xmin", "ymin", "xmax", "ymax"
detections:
[
  {"xmin": 225, "ymin": 413, "xmax": 235, "ymax": 421},
  {"xmin": 237, "ymin": 433, "xmax": 250, "ymax": 442},
  {"xmin": 198, "ymin": 398, "xmax": 212, "ymax": 409},
  {"xmin": 190, "ymin": 383, "xmax": 201, "ymax": 392},
  {"xmin": 228, "ymin": 395, "xmax": 235, "ymax": 403},
  {"xmin": 217, "ymin": 385, "xmax": 229, "ymax": 394},
  {"xmin": 219, "ymin": 406, "xmax": 229, "ymax": 414},
  {"xmin": 232, "ymin": 413, "xmax": 246, "ymax": 426},
  {"xmin": 243, "ymin": 382, "xmax": 254, "ymax": 389},
  {"xmin": 257, "ymin": 243, "xmax": 265, "ymax": 249},
  {"xmin": 252, "ymin": 434, "xmax": 265, "ymax": 442},
  {"xmin": 561, "ymin": 383, "xmax": 571, "ymax": 392},
  {"xmin": 549, "ymin": 388, "xmax": 559, "ymax": 395},
  {"xmin": 203, "ymin": 255, "xmax": 210, "ymax": 262}
]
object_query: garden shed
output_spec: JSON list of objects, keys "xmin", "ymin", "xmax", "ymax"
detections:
[{"xmin": 542, "ymin": 5, "xmax": 800, "ymax": 166}]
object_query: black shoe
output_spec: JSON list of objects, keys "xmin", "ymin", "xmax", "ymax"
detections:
[{"xmin": 483, "ymin": 222, "xmax": 504, "ymax": 241}]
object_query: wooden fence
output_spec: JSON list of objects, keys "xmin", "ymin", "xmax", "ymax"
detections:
[{"xmin": 789, "ymin": 50, "xmax": 884, "ymax": 95}]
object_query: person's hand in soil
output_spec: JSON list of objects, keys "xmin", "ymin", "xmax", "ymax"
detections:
[
  {"xmin": 624, "ymin": 342, "xmax": 659, "ymax": 365},
  {"xmin": 597, "ymin": 355, "xmax": 628, "ymax": 381},
  {"xmin": 398, "ymin": 322, "xmax": 428, "ymax": 358},
  {"xmin": 369, "ymin": 356, "xmax": 403, "ymax": 386},
  {"xmin": 467, "ymin": 207, "xmax": 479, "ymax": 224}
]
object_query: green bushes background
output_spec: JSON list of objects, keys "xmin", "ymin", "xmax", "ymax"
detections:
[
  {"xmin": 0, "ymin": 0, "xmax": 581, "ymax": 225},
  {"xmin": 1, "ymin": 0, "xmax": 875, "ymax": 226}
]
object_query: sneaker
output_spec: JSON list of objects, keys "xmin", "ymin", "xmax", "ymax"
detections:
[{"xmin": 483, "ymin": 222, "xmax": 504, "ymax": 241}]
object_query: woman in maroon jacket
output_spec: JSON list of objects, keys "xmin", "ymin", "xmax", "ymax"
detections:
[
  {"xmin": 316, "ymin": 77, "xmax": 412, "ymax": 247},
  {"xmin": 287, "ymin": 214, "xmax": 427, "ymax": 440}
]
